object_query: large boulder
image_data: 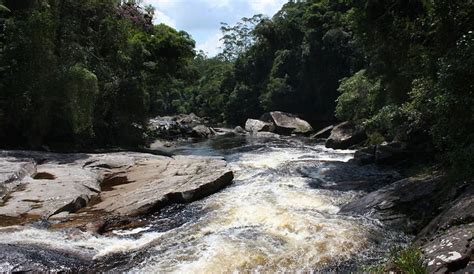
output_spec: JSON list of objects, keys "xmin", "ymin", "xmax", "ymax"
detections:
[
  {"xmin": 351, "ymin": 146, "xmax": 376, "ymax": 165},
  {"xmin": 148, "ymin": 113, "xmax": 211, "ymax": 140},
  {"xmin": 90, "ymin": 155, "xmax": 233, "ymax": 216},
  {"xmin": 260, "ymin": 111, "xmax": 313, "ymax": 135},
  {"xmin": 325, "ymin": 122, "xmax": 366, "ymax": 149},
  {"xmin": 245, "ymin": 119, "xmax": 274, "ymax": 133},
  {"xmin": 352, "ymin": 142, "xmax": 410, "ymax": 166},
  {"xmin": 191, "ymin": 125, "xmax": 215, "ymax": 139},
  {"xmin": 418, "ymin": 184, "xmax": 474, "ymax": 239},
  {"xmin": 341, "ymin": 175, "xmax": 455, "ymax": 233}
]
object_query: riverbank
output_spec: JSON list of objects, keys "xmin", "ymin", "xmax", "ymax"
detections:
[{"xmin": 0, "ymin": 130, "xmax": 472, "ymax": 272}]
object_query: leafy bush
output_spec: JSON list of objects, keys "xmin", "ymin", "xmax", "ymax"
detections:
[
  {"xmin": 335, "ymin": 70, "xmax": 382, "ymax": 122},
  {"xmin": 364, "ymin": 105, "xmax": 406, "ymax": 140},
  {"xmin": 367, "ymin": 132, "xmax": 386, "ymax": 145}
]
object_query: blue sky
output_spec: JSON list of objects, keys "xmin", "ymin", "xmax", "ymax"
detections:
[{"xmin": 143, "ymin": 0, "xmax": 288, "ymax": 56}]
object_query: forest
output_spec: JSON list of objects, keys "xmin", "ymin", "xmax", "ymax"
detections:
[{"xmin": 0, "ymin": 0, "xmax": 473, "ymax": 178}]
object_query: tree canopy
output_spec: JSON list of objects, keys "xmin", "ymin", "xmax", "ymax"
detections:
[
  {"xmin": 1, "ymin": 0, "xmax": 472, "ymax": 177},
  {"xmin": 0, "ymin": 0, "xmax": 195, "ymax": 148}
]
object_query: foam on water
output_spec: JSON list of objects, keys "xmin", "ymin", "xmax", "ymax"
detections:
[
  {"xmin": 128, "ymin": 143, "xmax": 402, "ymax": 272},
  {"xmin": 0, "ymin": 226, "xmax": 163, "ymax": 259},
  {"xmin": 0, "ymin": 139, "xmax": 406, "ymax": 271}
]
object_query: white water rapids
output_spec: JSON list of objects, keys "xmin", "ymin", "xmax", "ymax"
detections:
[{"xmin": 0, "ymin": 135, "xmax": 408, "ymax": 272}]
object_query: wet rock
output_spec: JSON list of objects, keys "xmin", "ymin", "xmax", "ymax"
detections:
[
  {"xmin": 252, "ymin": 131, "xmax": 280, "ymax": 138},
  {"xmin": 352, "ymin": 146, "xmax": 376, "ymax": 165},
  {"xmin": 325, "ymin": 122, "xmax": 366, "ymax": 149},
  {"xmin": 351, "ymin": 142, "xmax": 410, "ymax": 166},
  {"xmin": 341, "ymin": 175, "xmax": 454, "ymax": 233},
  {"xmin": 422, "ymin": 224, "xmax": 473, "ymax": 273},
  {"xmin": 191, "ymin": 125, "xmax": 215, "ymax": 139},
  {"xmin": 91, "ymin": 155, "xmax": 234, "ymax": 216},
  {"xmin": 297, "ymin": 161, "xmax": 400, "ymax": 192},
  {"xmin": 310, "ymin": 125, "xmax": 334, "ymax": 140},
  {"xmin": 85, "ymin": 220, "xmax": 107, "ymax": 234},
  {"xmin": 260, "ymin": 111, "xmax": 313, "ymax": 135},
  {"xmin": 375, "ymin": 142, "xmax": 410, "ymax": 165},
  {"xmin": 234, "ymin": 126, "xmax": 247, "ymax": 134},
  {"xmin": 0, "ymin": 243, "xmax": 92, "ymax": 272},
  {"xmin": 212, "ymin": 127, "xmax": 236, "ymax": 136},
  {"xmin": 418, "ymin": 184, "xmax": 474, "ymax": 239},
  {"xmin": 245, "ymin": 119, "xmax": 274, "ymax": 133}
]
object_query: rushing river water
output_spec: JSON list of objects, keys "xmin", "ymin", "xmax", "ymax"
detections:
[{"xmin": 0, "ymin": 135, "xmax": 409, "ymax": 272}]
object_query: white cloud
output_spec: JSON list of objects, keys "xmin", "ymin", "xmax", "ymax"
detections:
[
  {"xmin": 210, "ymin": 0, "xmax": 232, "ymax": 9},
  {"xmin": 143, "ymin": 0, "xmax": 288, "ymax": 56},
  {"xmin": 153, "ymin": 9, "xmax": 176, "ymax": 28},
  {"xmin": 249, "ymin": 0, "xmax": 287, "ymax": 15},
  {"xmin": 197, "ymin": 31, "xmax": 223, "ymax": 57}
]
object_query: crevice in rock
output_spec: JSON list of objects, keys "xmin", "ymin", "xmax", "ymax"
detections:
[
  {"xmin": 33, "ymin": 172, "xmax": 56, "ymax": 180},
  {"xmin": 50, "ymin": 196, "xmax": 88, "ymax": 217},
  {"xmin": 101, "ymin": 174, "xmax": 131, "ymax": 191}
]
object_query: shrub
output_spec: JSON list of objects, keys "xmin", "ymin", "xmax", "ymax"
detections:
[
  {"xmin": 364, "ymin": 105, "xmax": 406, "ymax": 140},
  {"xmin": 361, "ymin": 247, "xmax": 427, "ymax": 274},
  {"xmin": 335, "ymin": 69, "xmax": 382, "ymax": 122},
  {"xmin": 392, "ymin": 247, "xmax": 427, "ymax": 274}
]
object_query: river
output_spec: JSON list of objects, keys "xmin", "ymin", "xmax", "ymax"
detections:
[{"xmin": 0, "ymin": 134, "xmax": 409, "ymax": 272}]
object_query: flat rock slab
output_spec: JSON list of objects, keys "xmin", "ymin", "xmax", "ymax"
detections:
[
  {"xmin": 0, "ymin": 157, "xmax": 36, "ymax": 200},
  {"xmin": 92, "ymin": 155, "xmax": 234, "ymax": 216},
  {"xmin": 0, "ymin": 163, "xmax": 101, "ymax": 218},
  {"xmin": 0, "ymin": 151, "xmax": 234, "ymax": 226}
]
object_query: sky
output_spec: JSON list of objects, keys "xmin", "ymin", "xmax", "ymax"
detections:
[{"xmin": 143, "ymin": 0, "xmax": 288, "ymax": 56}]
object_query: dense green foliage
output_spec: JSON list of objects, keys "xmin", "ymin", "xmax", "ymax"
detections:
[
  {"xmin": 226, "ymin": 1, "xmax": 362, "ymax": 125},
  {"xmin": 184, "ymin": 0, "xmax": 473, "ymax": 176},
  {"xmin": 1, "ymin": 0, "xmax": 473, "ymax": 177},
  {"xmin": 334, "ymin": 0, "xmax": 473, "ymax": 176},
  {"xmin": 0, "ymin": 0, "xmax": 194, "ymax": 148}
]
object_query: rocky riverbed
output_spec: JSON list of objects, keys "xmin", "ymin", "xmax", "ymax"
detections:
[{"xmin": 0, "ymin": 132, "xmax": 472, "ymax": 272}]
